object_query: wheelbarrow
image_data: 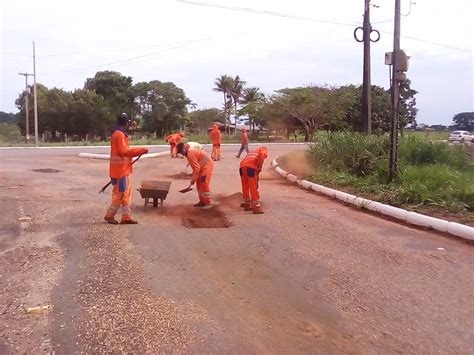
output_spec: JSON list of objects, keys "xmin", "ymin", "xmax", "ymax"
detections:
[{"xmin": 137, "ymin": 180, "xmax": 172, "ymax": 208}]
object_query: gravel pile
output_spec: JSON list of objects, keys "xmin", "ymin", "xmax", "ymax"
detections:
[{"xmin": 77, "ymin": 223, "xmax": 194, "ymax": 353}]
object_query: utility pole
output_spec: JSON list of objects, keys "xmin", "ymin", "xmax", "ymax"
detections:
[
  {"xmin": 18, "ymin": 72, "xmax": 34, "ymax": 143},
  {"xmin": 354, "ymin": 0, "xmax": 379, "ymax": 134},
  {"xmin": 362, "ymin": 0, "xmax": 372, "ymax": 134},
  {"xmin": 33, "ymin": 41, "xmax": 39, "ymax": 146},
  {"xmin": 388, "ymin": 0, "xmax": 401, "ymax": 180}
]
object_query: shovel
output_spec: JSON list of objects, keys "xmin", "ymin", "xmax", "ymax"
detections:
[
  {"xmin": 179, "ymin": 186, "xmax": 193, "ymax": 193},
  {"xmin": 99, "ymin": 154, "xmax": 144, "ymax": 194}
]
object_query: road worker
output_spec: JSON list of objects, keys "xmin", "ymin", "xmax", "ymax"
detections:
[
  {"xmin": 179, "ymin": 141, "xmax": 203, "ymax": 174},
  {"xmin": 209, "ymin": 124, "xmax": 222, "ymax": 161},
  {"xmin": 177, "ymin": 142, "xmax": 214, "ymax": 209},
  {"xmin": 239, "ymin": 146, "xmax": 268, "ymax": 214},
  {"xmin": 166, "ymin": 132, "xmax": 185, "ymax": 158},
  {"xmin": 235, "ymin": 128, "xmax": 249, "ymax": 158},
  {"xmin": 104, "ymin": 113, "xmax": 148, "ymax": 224}
]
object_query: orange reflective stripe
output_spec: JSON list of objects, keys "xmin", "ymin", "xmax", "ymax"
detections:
[{"xmin": 199, "ymin": 156, "xmax": 209, "ymax": 166}]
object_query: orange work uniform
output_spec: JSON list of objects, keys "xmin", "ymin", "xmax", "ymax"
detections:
[
  {"xmin": 105, "ymin": 128, "xmax": 147, "ymax": 222},
  {"xmin": 236, "ymin": 129, "xmax": 249, "ymax": 158},
  {"xmin": 239, "ymin": 147, "xmax": 268, "ymax": 213},
  {"xmin": 166, "ymin": 132, "xmax": 184, "ymax": 158},
  {"xmin": 187, "ymin": 149, "xmax": 214, "ymax": 205},
  {"xmin": 209, "ymin": 125, "xmax": 222, "ymax": 161}
]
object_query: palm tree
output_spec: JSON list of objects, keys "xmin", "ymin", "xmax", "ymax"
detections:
[
  {"xmin": 213, "ymin": 75, "xmax": 233, "ymax": 132},
  {"xmin": 241, "ymin": 87, "xmax": 264, "ymax": 133},
  {"xmin": 229, "ymin": 75, "xmax": 246, "ymax": 133}
]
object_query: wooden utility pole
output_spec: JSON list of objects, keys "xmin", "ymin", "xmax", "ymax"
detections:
[
  {"xmin": 18, "ymin": 72, "xmax": 33, "ymax": 142},
  {"xmin": 33, "ymin": 41, "xmax": 39, "ymax": 146},
  {"xmin": 362, "ymin": 0, "xmax": 372, "ymax": 134},
  {"xmin": 354, "ymin": 0, "xmax": 379, "ymax": 134},
  {"xmin": 388, "ymin": 0, "xmax": 401, "ymax": 180}
]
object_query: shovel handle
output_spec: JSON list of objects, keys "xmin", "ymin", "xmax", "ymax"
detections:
[{"xmin": 98, "ymin": 153, "xmax": 144, "ymax": 193}]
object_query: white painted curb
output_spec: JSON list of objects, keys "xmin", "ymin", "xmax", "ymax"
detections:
[
  {"xmin": 78, "ymin": 152, "xmax": 169, "ymax": 160},
  {"xmin": 271, "ymin": 157, "xmax": 474, "ymax": 241}
]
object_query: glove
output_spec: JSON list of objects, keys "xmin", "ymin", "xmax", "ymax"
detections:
[{"xmin": 141, "ymin": 148, "xmax": 149, "ymax": 155}]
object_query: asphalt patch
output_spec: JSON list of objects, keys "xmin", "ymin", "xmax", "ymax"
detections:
[{"xmin": 31, "ymin": 168, "xmax": 62, "ymax": 173}]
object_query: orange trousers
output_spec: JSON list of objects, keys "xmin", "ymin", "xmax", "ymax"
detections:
[
  {"xmin": 170, "ymin": 143, "xmax": 177, "ymax": 157},
  {"xmin": 239, "ymin": 167, "xmax": 260, "ymax": 206},
  {"xmin": 211, "ymin": 144, "xmax": 221, "ymax": 160},
  {"xmin": 196, "ymin": 162, "xmax": 214, "ymax": 205},
  {"xmin": 105, "ymin": 175, "xmax": 133, "ymax": 222}
]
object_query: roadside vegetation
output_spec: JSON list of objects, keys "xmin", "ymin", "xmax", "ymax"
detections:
[{"xmin": 308, "ymin": 132, "xmax": 473, "ymax": 221}]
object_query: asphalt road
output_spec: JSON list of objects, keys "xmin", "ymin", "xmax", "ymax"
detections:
[{"xmin": 0, "ymin": 144, "xmax": 473, "ymax": 353}]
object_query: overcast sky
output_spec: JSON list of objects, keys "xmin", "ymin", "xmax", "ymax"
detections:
[{"xmin": 1, "ymin": 0, "xmax": 473, "ymax": 125}]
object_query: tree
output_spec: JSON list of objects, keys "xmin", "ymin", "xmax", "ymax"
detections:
[
  {"xmin": 452, "ymin": 112, "xmax": 474, "ymax": 131},
  {"xmin": 229, "ymin": 75, "xmax": 246, "ymax": 132},
  {"xmin": 42, "ymin": 88, "xmax": 73, "ymax": 140},
  {"xmin": 84, "ymin": 71, "xmax": 133, "ymax": 115},
  {"xmin": 134, "ymin": 80, "xmax": 191, "ymax": 136},
  {"xmin": 189, "ymin": 108, "xmax": 225, "ymax": 134},
  {"xmin": 16, "ymin": 83, "xmax": 49, "ymax": 136},
  {"xmin": 398, "ymin": 79, "xmax": 418, "ymax": 132},
  {"xmin": 240, "ymin": 87, "xmax": 264, "ymax": 133},
  {"xmin": 67, "ymin": 89, "xmax": 113, "ymax": 139},
  {"xmin": 275, "ymin": 86, "xmax": 352, "ymax": 140},
  {"xmin": 0, "ymin": 111, "xmax": 18, "ymax": 124},
  {"xmin": 213, "ymin": 75, "xmax": 233, "ymax": 132}
]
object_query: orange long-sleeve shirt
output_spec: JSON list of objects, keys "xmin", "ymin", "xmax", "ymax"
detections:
[
  {"xmin": 187, "ymin": 149, "xmax": 212, "ymax": 182},
  {"xmin": 109, "ymin": 129, "xmax": 146, "ymax": 178},
  {"xmin": 240, "ymin": 147, "xmax": 268, "ymax": 172},
  {"xmin": 241, "ymin": 130, "xmax": 248, "ymax": 144},
  {"xmin": 210, "ymin": 127, "xmax": 222, "ymax": 145}
]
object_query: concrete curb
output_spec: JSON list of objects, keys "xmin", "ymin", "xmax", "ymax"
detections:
[
  {"xmin": 1, "ymin": 142, "xmax": 309, "ymax": 150},
  {"xmin": 78, "ymin": 152, "xmax": 169, "ymax": 160},
  {"xmin": 271, "ymin": 157, "xmax": 474, "ymax": 241}
]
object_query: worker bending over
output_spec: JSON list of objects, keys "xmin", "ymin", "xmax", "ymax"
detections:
[
  {"xmin": 166, "ymin": 132, "xmax": 185, "ymax": 158},
  {"xmin": 179, "ymin": 141, "xmax": 203, "ymax": 175},
  {"xmin": 104, "ymin": 113, "xmax": 148, "ymax": 224},
  {"xmin": 209, "ymin": 124, "xmax": 222, "ymax": 161},
  {"xmin": 177, "ymin": 142, "xmax": 214, "ymax": 209},
  {"xmin": 239, "ymin": 147, "xmax": 268, "ymax": 214}
]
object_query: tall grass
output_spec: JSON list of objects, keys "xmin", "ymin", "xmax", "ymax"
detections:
[{"xmin": 310, "ymin": 132, "xmax": 474, "ymax": 213}]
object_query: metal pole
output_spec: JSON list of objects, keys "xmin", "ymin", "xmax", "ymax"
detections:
[
  {"xmin": 362, "ymin": 0, "xmax": 372, "ymax": 134},
  {"xmin": 33, "ymin": 41, "xmax": 39, "ymax": 146},
  {"xmin": 388, "ymin": 0, "xmax": 401, "ymax": 180},
  {"xmin": 18, "ymin": 73, "xmax": 33, "ymax": 142}
]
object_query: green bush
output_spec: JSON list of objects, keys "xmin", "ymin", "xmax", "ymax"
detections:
[
  {"xmin": 309, "ymin": 131, "xmax": 474, "ymax": 213},
  {"xmin": 311, "ymin": 131, "xmax": 388, "ymax": 176},
  {"xmin": 0, "ymin": 123, "xmax": 22, "ymax": 144}
]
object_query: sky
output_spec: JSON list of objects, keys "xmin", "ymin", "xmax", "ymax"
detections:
[{"xmin": 0, "ymin": 0, "xmax": 473, "ymax": 126}]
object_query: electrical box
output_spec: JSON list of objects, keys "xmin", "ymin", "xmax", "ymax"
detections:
[{"xmin": 384, "ymin": 50, "xmax": 410, "ymax": 71}]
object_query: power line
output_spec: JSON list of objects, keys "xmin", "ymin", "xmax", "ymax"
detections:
[
  {"xmin": 176, "ymin": 0, "xmax": 358, "ymax": 27},
  {"xmin": 177, "ymin": 0, "xmax": 472, "ymax": 54}
]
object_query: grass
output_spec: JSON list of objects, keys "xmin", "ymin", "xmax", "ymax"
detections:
[
  {"xmin": 308, "ymin": 132, "xmax": 474, "ymax": 218},
  {"xmin": 0, "ymin": 132, "xmax": 294, "ymax": 147}
]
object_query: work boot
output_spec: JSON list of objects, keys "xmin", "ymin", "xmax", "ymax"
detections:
[
  {"xmin": 104, "ymin": 216, "xmax": 119, "ymax": 225},
  {"xmin": 193, "ymin": 202, "xmax": 205, "ymax": 207},
  {"xmin": 240, "ymin": 202, "xmax": 251, "ymax": 210},
  {"xmin": 253, "ymin": 205, "xmax": 264, "ymax": 214},
  {"xmin": 120, "ymin": 218, "xmax": 138, "ymax": 224}
]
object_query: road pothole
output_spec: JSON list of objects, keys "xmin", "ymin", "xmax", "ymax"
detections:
[
  {"xmin": 181, "ymin": 207, "xmax": 231, "ymax": 229},
  {"xmin": 31, "ymin": 168, "xmax": 62, "ymax": 173}
]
